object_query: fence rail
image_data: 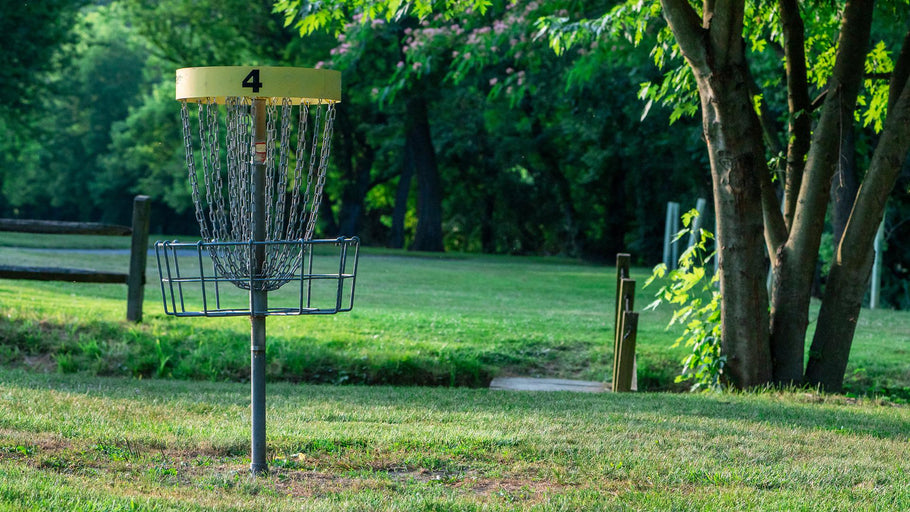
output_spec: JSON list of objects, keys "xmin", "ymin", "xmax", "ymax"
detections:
[{"xmin": 0, "ymin": 195, "xmax": 151, "ymax": 322}]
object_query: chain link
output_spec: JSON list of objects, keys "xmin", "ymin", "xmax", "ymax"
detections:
[
  {"xmin": 181, "ymin": 96, "xmax": 338, "ymax": 290},
  {"xmin": 306, "ymin": 103, "xmax": 336, "ymax": 240},
  {"xmin": 181, "ymin": 100, "xmax": 210, "ymax": 242}
]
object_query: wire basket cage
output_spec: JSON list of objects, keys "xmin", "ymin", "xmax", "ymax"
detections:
[{"xmin": 156, "ymin": 237, "xmax": 359, "ymax": 317}]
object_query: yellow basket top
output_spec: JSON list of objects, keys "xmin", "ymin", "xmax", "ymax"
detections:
[{"xmin": 176, "ymin": 66, "xmax": 341, "ymax": 104}]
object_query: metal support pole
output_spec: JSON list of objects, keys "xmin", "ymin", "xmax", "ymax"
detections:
[
  {"xmin": 663, "ymin": 201, "xmax": 680, "ymax": 269},
  {"xmin": 250, "ymin": 98, "xmax": 269, "ymax": 476}
]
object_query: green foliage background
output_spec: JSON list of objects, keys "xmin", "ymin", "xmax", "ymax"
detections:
[{"xmin": 0, "ymin": 0, "xmax": 907, "ymax": 306}]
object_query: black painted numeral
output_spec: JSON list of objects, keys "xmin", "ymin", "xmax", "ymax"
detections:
[{"xmin": 242, "ymin": 69, "xmax": 263, "ymax": 93}]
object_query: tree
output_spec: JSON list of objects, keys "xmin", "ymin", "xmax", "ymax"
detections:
[
  {"xmin": 541, "ymin": 0, "xmax": 910, "ymax": 390},
  {"xmin": 277, "ymin": 6, "xmax": 466, "ymax": 252},
  {"xmin": 0, "ymin": 0, "xmax": 85, "ymax": 118},
  {"xmin": 278, "ymin": 0, "xmax": 710, "ymax": 257},
  {"xmin": 0, "ymin": 0, "xmax": 86, "ymax": 218}
]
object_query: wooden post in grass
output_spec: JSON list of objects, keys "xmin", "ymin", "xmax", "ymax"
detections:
[
  {"xmin": 613, "ymin": 268, "xmax": 637, "ymax": 392},
  {"xmin": 126, "ymin": 195, "xmax": 150, "ymax": 323},
  {"xmin": 615, "ymin": 310, "xmax": 639, "ymax": 392},
  {"xmin": 613, "ymin": 254, "xmax": 630, "ymax": 385}
]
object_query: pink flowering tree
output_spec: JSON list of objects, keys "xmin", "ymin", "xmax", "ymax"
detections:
[{"xmin": 279, "ymin": 0, "xmax": 685, "ymax": 255}]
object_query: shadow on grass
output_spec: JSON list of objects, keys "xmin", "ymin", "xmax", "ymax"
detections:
[
  {"xmin": 0, "ymin": 314, "xmax": 494, "ymax": 387},
  {"xmin": 5, "ymin": 370, "xmax": 907, "ymax": 443}
]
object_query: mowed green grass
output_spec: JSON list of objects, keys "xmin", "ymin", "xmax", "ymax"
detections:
[
  {"xmin": 0, "ymin": 370, "xmax": 908, "ymax": 511},
  {"xmin": 0, "ymin": 235, "xmax": 685, "ymax": 388},
  {"xmin": 1, "ymin": 233, "xmax": 910, "ymax": 395},
  {"xmin": 1, "ymin": 236, "xmax": 909, "ymax": 510}
]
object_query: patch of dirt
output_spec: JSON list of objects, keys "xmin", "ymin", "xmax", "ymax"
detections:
[
  {"xmin": 22, "ymin": 354, "xmax": 56, "ymax": 373},
  {"xmin": 0, "ymin": 433, "xmax": 581, "ymax": 505}
]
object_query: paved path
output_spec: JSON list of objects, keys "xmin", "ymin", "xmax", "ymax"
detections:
[{"xmin": 489, "ymin": 377, "xmax": 609, "ymax": 393}]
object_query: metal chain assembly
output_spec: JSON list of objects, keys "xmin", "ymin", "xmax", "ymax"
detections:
[{"xmin": 180, "ymin": 97, "xmax": 337, "ymax": 291}]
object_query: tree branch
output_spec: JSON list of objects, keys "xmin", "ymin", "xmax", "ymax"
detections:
[
  {"xmin": 704, "ymin": 1, "xmax": 745, "ymax": 66},
  {"xmin": 786, "ymin": 0, "xmax": 874, "ymax": 271},
  {"xmin": 660, "ymin": 0, "xmax": 709, "ymax": 71},
  {"xmin": 839, "ymin": 74, "xmax": 910, "ymax": 265},
  {"xmin": 742, "ymin": 45, "xmax": 788, "ymax": 256},
  {"xmin": 779, "ymin": 0, "xmax": 811, "ymax": 233}
]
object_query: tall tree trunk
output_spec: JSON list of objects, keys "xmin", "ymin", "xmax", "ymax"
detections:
[
  {"xmin": 701, "ymin": 77, "xmax": 773, "ymax": 388},
  {"xmin": 661, "ymin": 0, "xmax": 772, "ymax": 388},
  {"xmin": 530, "ymin": 115, "xmax": 582, "ymax": 256},
  {"xmin": 768, "ymin": 0, "xmax": 874, "ymax": 385},
  {"xmin": 388, "ymin": 154, "xmax": 413, "ymax": 249},
  {"xmin": 830, "ymin": 127, "xmax": 859, "ymax": 246},
  {"xmin": 335, "ymin": 108, "xmax": 376, "ymax": 237},
  {"xmin": 806, "ymin": 36, "xmax": 910, "ymax": 391},
  {"xmin": 406, "ymin": 95, "xmax": 444, "ymax": 252}
]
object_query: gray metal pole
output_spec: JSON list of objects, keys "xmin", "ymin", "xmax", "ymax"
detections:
[
  {"xmin": 250, "ymin": 98, "xmax": 269, "ymax": 476},
  {"xmin": 663, "ymin": 202, "xmax": 674, "ymax": 268},
  {"xmin": 871, "ymin": 219, "xmax": 885, "ymax": 309},
  {"xmin": 687, "ymin": 197, "xmax": 707, "ymax": 250}
]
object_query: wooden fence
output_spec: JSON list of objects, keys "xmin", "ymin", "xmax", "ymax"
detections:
[
  {"xmin": 0, "ymin": 195, "xmax": 151, "ymax": 322},
  {"xmin": 612, "ymin": 253, "xmax": 639, "ymax": 392}
]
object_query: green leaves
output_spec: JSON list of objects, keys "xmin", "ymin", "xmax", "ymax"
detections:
[
  {"xmin": 645, "ymin": 209, "xmax": 725, "ymax": 392},
  {"xmin": 275, "ymin": 0, "xmax": 493, "ymax": 37}
]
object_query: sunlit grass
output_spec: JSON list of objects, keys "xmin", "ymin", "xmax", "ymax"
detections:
[
  {"xmin": 0, "ymin": 370, "xmax": 908, "ymax": 510},
  {"xmin": 0, "ymin": 238, "xmax": 687, "ymax": 388},
  {"xmin": 0, "ymin": 232, "xmax": 909, "ymax": 395}
]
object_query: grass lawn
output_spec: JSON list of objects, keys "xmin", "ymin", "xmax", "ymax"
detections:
[
  {"xmin": 1, "ymin": 233, "xmax": 909, "ymax": 396},
  {"xmin": 1, "ymin": 369, "xmax": 908, "ymax": 510},
  {"xmin": 0, "ymin": 234, "xmax": 687, "ymax": 389},
  {"xmin": 1, "ymin": 235, "xmax": 909, "ymax": 510}
]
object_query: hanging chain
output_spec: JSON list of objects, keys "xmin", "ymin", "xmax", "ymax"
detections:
[
  {"xmin": 300, "ymin": 103, "xmax": 323, "ymax": 239},
  {"xmin": 305, "ymin": 103, "xmax": 336, "ymax": 240},
  {"xmin": 264, "ymin": 99, "xmax": 278, "ymax": 240},
  {"xmin": 182, "ymin": 100, "xmax": 210, "ymax": 242},
  {"xmin": 274, "ymin": 98, "xmax": 292, "ymax": 239},
  {"xmin": 179, "ymin": 96, "xmax": 339, "ymax": 290},
  {"xmin": 287, "ymin": 102, "xmax": 309, "ymax": 241}
]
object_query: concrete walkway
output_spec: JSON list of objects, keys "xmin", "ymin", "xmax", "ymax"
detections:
[{"xmin": 489, "ymin": 377, "xmax": 608, "ymax": 393}]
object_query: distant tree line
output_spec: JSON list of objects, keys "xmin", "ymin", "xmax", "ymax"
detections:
[
  {"xmin": 1, "ymin": 0, "xmax": 908, "ymax": 317},
  {"xmin": 0, "ymin": 0, "xmax": 711, "ymax": 261}
]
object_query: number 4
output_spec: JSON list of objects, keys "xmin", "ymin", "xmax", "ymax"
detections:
[{"xmin": 242, "ymin": 69, "xmax": 263, "ymax": 93}]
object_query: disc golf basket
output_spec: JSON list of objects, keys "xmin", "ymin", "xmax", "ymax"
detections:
[{"xmin": 155, "ymin": 66, "xmax": 359, "ymax": 475}]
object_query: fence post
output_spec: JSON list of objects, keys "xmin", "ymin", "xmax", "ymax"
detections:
[
  {"xmin": 871, "ymin": 219, "xmax": 885, "ymax": 309},
  {"xmin": 126, "ymin": 195, "xmax": 151, "ymax": 322},
  {"xmin": 615, "ymin": 310, "xmax": 639, "ymax": 392},
  {"xmin": 664, "ymin": 202, "xmax": 680, "ymax": 269},
  {"xmin": 686, "ymin": 197, "xmax": 708, "ymax": 249},
  {"xmin": 612, "ymin": 277, "xmax": 636, "ymax": 392},
  {"xmin": 613, "ymin": 254, "xmax": 630, "ymax": 384}
]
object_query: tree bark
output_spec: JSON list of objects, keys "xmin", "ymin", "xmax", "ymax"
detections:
[
  {"xmin": 406, "ymin": 95, "xmax": 445, "ymax": 252},
  {"xmin": 806, "ymin": 40, "xmax": 910, "ymax": 391},
  {"xmin": 768, "ymin": 0, "xmax": 874, "ymax": 385},
  {"xmin": 830, "ymin": 127, "xmax": 859, "ymax": 247},
  {"xmin": 662, "ymin": 0, "xmax": 773, "ymax": 388},
  {"xmin": 779, "ymin": 0, "xmax": 812, "ymax": 232},
  {"xmin": 389, "ymin": 154, "xmax": 413, "ymax": 249},
  {"xmin": 335, "ymin": 107, "xmax": 376, "ymax": 237}
]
